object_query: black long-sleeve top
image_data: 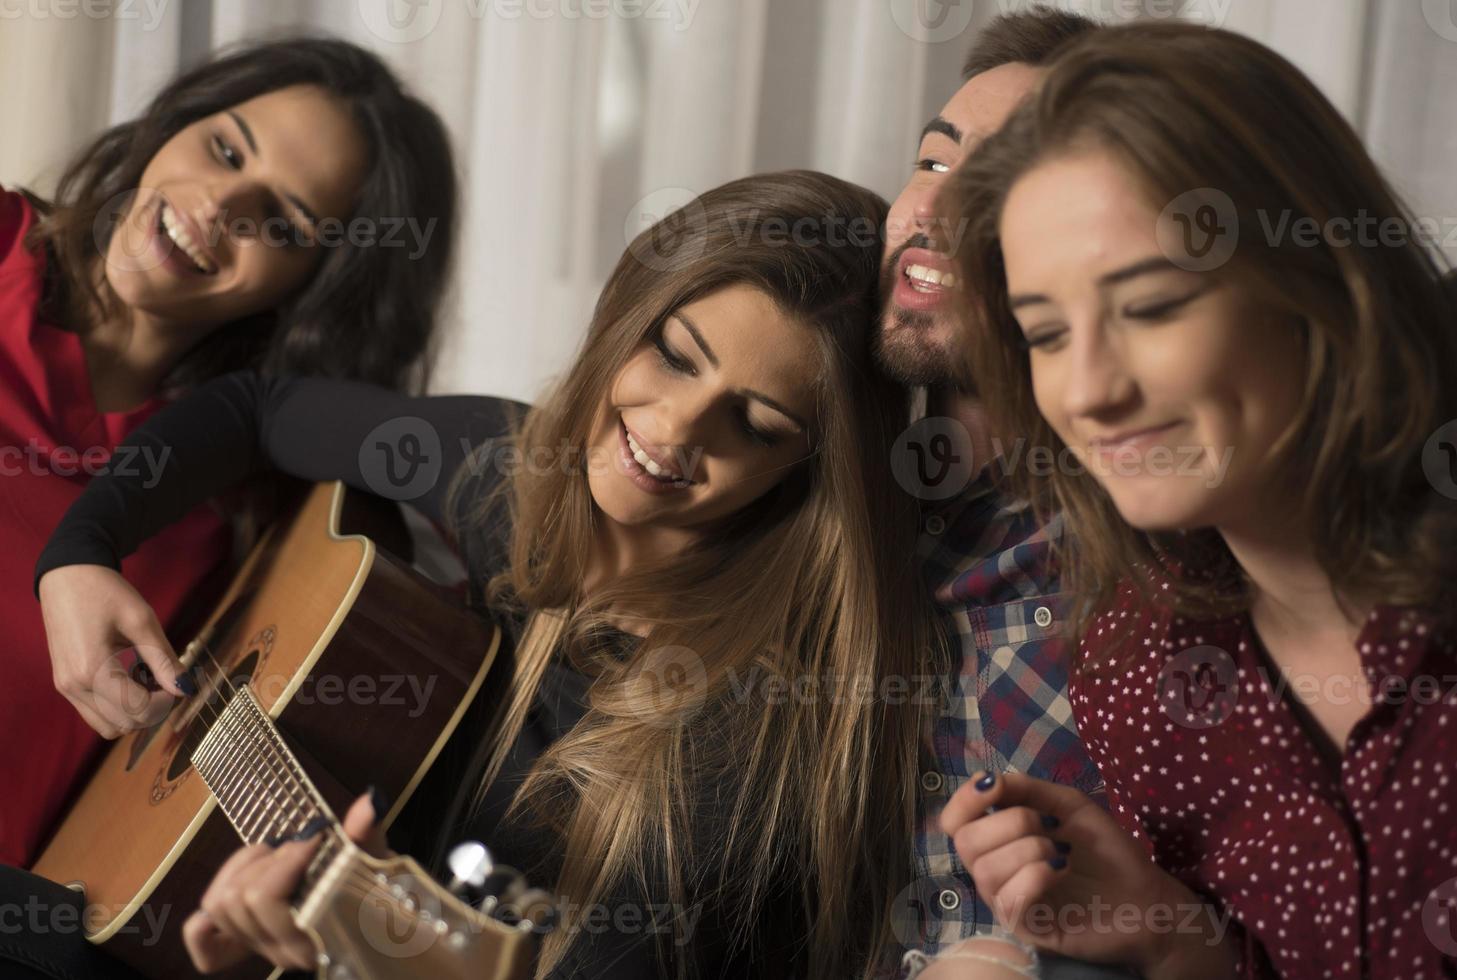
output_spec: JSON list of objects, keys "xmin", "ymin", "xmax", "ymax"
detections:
[{"xmin": 34, "ymin": 371, "xmax": 809, "ymax": 980}]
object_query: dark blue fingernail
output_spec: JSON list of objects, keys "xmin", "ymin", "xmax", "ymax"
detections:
[
  {"xmin": 263, "ymin": 833, "xmax": 283, "ymax": 848},
  {"xmin": 367, "ymin": 785, "xmax": 390, "ymax": 823},
  {"xmin": 292, "ymin": 815, "xmax": 330, "ymax": 842},
  {"xmin": 974, "ymin": 772, "xmax": 996, "ymax": 792},
  {"xmin": 1054, "ymin": 840, "xmax": 1072, "ymax": 855},
  {"xmin": 1041, "ymin": 813, "xmax": 1060, "ymax": 830},
  {"xmin": 175, "ymin": 669, "xmax": 197, "ymax": 697},
  {"xmin": 1048, "ymin": 855, "xmax": 1068, "ymax": 870}
]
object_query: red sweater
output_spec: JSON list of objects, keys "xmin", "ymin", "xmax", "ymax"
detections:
[{"xmin": 0, "ymin": 189, "xmax": 231, "ymax": 867}]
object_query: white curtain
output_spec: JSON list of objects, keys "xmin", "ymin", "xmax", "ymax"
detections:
[{"xmin": 2, "ymin": 0, "xmax": 1452, "ymax": 402}]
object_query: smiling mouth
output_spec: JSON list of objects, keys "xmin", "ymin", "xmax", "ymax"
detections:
[
  {"xmin": 156, "ymin": 199, "xmax": 217, "ymax": 275},
  {"xmin": 1089, "ymin": 422, "xmax": 1184, "ymax": 454},
  {"xmin": 621, "ymin": 419, "xmax": 694, "ymax": 488},
  {"xmin": 903, "ymin": 261, "xmax": 958, "ymax": 292}
]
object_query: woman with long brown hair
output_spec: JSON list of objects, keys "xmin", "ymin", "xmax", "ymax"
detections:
[
  {"xmin": 1, "ymin": 36, "xmax": 457, "ymax": 871},
  {"xmin": 30, "ymin": 170, "xmax": 939, "ymax": 979},
  {"xmin": 925, "ymin": 20, "xmax": 1457, "ymax": 980}
]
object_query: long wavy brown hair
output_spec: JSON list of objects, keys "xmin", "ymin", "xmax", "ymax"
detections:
[
  {"xmin": 22, "ymin": 35, "xmax": 458, "ymax": 552},
  {"xmin": 943, "ymin": 21, "xmax": 1457, "ymax": 635},
  {"xmin": 24, "ymin": 35, "xmax": 457, "ymax": 394},
  {"xmin": 452, "ymin": 171, "xmax": 940, "ymax": 978}
]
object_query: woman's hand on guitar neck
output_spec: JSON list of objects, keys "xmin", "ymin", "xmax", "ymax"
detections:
[
  {"xmin": 38, "ymin": 564, "xmax": 192, "ymax": 738},
  {"xmin": 183, "ymin": 790, "xmax": 393, "ymax": 974}
]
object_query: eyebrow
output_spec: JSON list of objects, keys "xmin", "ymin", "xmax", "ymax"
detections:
[
  {"xmin": 670, "ymin": 313, "xmax": 809, "ymax": 433},
  {"xmin": 1007, "ymin": 256, "xmax": 1188, "ymax": 309},
  {"xmin": 226, "ymin": 110, "xmax": 320, "ymax": 228},
  {"xmin": 919, "ymin": 116, "xmax": 964, "ymax": 146}
]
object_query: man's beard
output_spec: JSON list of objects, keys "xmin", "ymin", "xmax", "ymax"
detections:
[
  {"xmin": 874, "ymin": 234, "xmax": 963, "ymax": 388},
  {"xmin": 874, "ymin": 307, "xmax": 956, "ymax": 387}
]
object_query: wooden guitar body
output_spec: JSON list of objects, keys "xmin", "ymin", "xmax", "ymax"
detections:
[{"xmin": 32, "ymin": 482, "xmax": 509, "ymax": 979}]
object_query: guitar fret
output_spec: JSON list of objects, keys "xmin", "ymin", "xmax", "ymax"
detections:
[
  {"xmin": 230, "ymin": 722, "xmax": 259, "ymax": 835},
  {"xmin": 199, "ymin": 704, "xmax": 243, "ymax": 816},
  {"xmin": 252, "ymin": 712, "xmax": 314, "ymax": 839},
  {"xmin": 240, "ymin": 727, "xmax": 281, "ymax": 842},
  {"xmin": 192, "ymin": 685, "xmax": 339, "ymax": 865}
]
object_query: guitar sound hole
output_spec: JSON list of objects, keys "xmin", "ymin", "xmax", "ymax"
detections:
[
  {"xmin": 163, "ymin": 649, "xmax": 263, "ymax": 782},
  {"xmin": 124, "ymin": 587, "xmax": 261, "ymax": 773}
]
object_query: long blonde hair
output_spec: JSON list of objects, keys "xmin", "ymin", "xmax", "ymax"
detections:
[{"xmin": 452, "ymin": 171, "xmax": 940, "ymax": 978}]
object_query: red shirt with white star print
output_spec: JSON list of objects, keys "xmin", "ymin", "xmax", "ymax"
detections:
[{"xmin": 1073, "ymin": 582, "xmax": 1457, "ymax": 979}]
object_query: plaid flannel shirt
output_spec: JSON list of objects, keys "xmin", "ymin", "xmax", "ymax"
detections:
[{"xmin": 882, "ymin": 472, "xmax": 1106, "ymax": 976}]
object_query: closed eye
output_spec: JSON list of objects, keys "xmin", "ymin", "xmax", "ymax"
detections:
[
  {"xmin": 739, "ymin": 409, "xmax": 778, "ymax": 448},
  {"xmin": 1019, "ymin": 323, "xmax": 1068, "ymax": 351},
  {"xmin": 653, "ymin": 332, "xmax": 696, "ymax": 376},
  {"xmin": 1124, "ymin": 287, "xmax": 1207, "ymax": 321}
]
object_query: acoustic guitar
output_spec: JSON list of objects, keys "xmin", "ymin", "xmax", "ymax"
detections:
[{"xmin": 32, "ymin": 482, "xmax": 544, "ymax": 979}]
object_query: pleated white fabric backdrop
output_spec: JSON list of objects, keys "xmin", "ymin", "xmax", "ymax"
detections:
[{"xmin": 2, "ymin": 0, "xmax": 1454, "ymax": 401}]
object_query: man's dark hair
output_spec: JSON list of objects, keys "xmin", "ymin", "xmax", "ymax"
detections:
[{"xmin": 962, "ymin": 8, "xmax": 1102, "ymax": 79}]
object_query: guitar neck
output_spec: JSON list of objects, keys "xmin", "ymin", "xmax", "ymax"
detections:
[
  {"xmin": 190, "ymin": 684, "xmax": 544, "ymax": 980},
  {"xmin": 190, "ymin": 684, "xmax": 344, "ymax": 891}
]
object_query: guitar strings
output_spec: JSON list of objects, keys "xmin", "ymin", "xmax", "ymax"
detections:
[
  {"xmin": 171, "ymin": 638, "xmax": 334, "ymax": 848},
  {"xmin": 158, "ymin": 639, "xmax": 544, "ymax": 934}
]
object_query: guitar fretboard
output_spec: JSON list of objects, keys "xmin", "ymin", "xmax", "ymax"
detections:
[{"xmin": 192, "ymin": 685, "xmax": 344, "ymax": 889}]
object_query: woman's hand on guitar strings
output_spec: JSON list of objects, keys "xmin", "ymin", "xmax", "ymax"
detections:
[{"xmin": 38, "ymin": 564, "xmax": 193, "ymax": 738}]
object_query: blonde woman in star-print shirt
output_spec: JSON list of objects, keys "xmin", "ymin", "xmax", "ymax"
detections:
[{"xmin": 916, "ymin": 21, "xmax": 1457, "ymax": 980}]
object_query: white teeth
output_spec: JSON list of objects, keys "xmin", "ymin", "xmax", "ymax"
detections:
[
  {"xmin": 624, "ymin": 427, "xmax": 683, "ymax": 483},
  {"xmin": 905, "ymin": 263, "xmax": 958, "ymax": 290},
  {"xmin": 160, "ymin": 202, "xmax": 216, "ymax": 274}
]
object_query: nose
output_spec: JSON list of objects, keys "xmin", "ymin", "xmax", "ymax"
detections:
[
  {"xmin": 1060, "ymin": 319, "xmax": 1138, "ymax": 422},
  {"xmin": 888, "ymin": 180, "xmax": 945, "ymax": 251},
  {"xmin": 650, "ymin": 384, "xmax": 727, "ymax": 458},
  {"xmin": 205, "ymin": 177, "xmax": 274, "ymax": 245},
  {"xmin": 912, "ymin": 184, "xmax": 942, "ymax": 229}
]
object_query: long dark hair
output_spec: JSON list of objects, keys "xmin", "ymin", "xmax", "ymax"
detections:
[
  {"xmin": 27, "ymin": 35, "xmax": 458, "ymax": 393},
  {"xmin": 944, "ymin": 21, "xmax": 1457, "ymax": 634}
]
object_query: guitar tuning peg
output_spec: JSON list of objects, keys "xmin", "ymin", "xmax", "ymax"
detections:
[
  {"xmin": 446, "ymin": 840, "xmax": 494, "ymax": 901},
  {"xmin": 502, "ymin": 887, "xmax": 558, "ymax": 934},
  {"xmin": 474, "ymin": 866, "xmax": 526, "ymax": 916},
  {"xmin": 446, "ymin": 841, "xmax": 557, "ymax": 931}
]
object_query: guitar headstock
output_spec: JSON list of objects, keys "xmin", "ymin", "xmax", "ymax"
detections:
[{"xmin": 292, "ymin": 845, "xmax": 552, "ymax": 980}]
